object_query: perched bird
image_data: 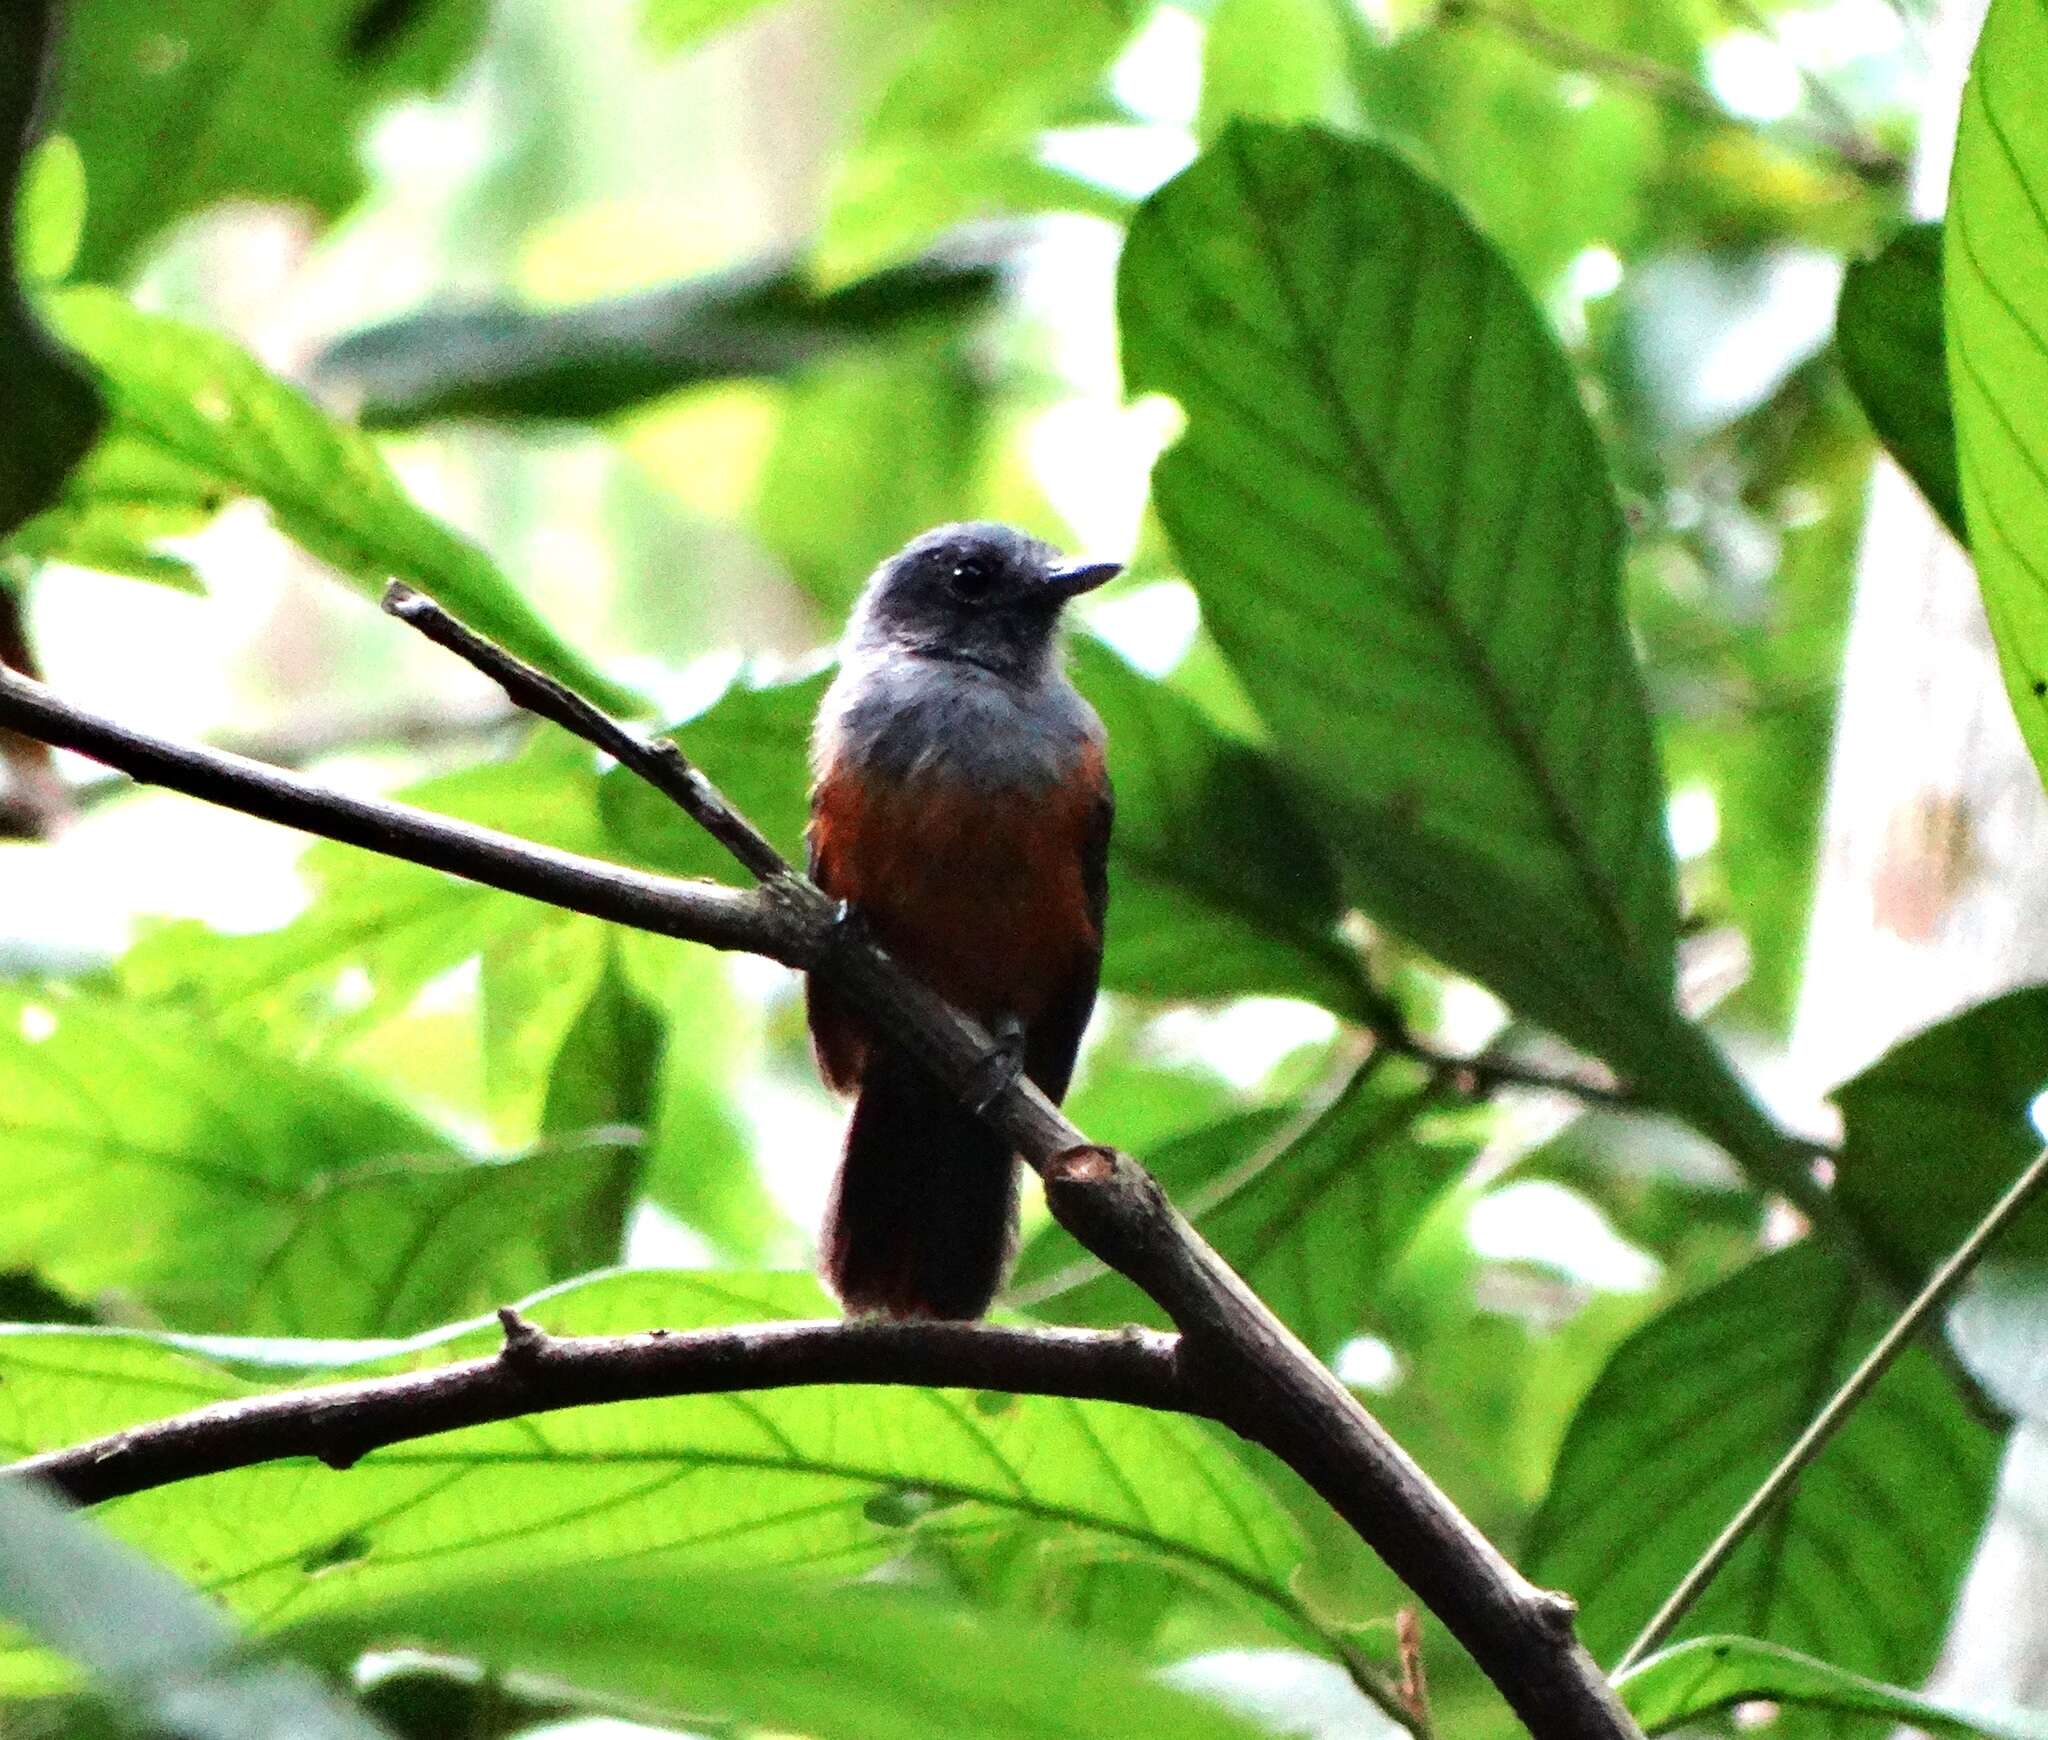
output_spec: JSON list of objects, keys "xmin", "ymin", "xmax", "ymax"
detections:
[{"xmin": 806, "ymin": 522, "xmax": 1120, "ymax": 1320}]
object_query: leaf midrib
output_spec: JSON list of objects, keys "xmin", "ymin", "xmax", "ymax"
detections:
[{"xmin": 1220, "ymin": 129, "xmax": 1654, "ymax": 979}]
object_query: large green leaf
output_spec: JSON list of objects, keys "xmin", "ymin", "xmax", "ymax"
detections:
[
  {"xmin": 1838, "ymin": 222, "xmax": 1965, "ymax": 542},
  {"xmin": 0, "ymin": 1271, "xmax": 1317, "ymax": 1695},
  {"xmin": 1617, "ymin": 1635, "xmax": 2048, "ymax": 1740},
  {"xmin": 54, "ymin": 0, "xmax": 487, "ymax": 281},
  {"xmin": 0, "ymin": 984, "xmax": 631, "ymax": 1337},
  {"xmin": 9, "ymin": 290, "xmax": 636, "ymax": 709},
  {"xmin": 1833, "ymin": 984, "xmax": 2048, "ymax": 1279},
  {"xmin": 1015, "ymin": 1060, "xmax": 1476, "ymax": 1358},
  {"xmin": 603, "ymin": 648, "xmax": 1379, "ymax": 1015},
  {"xmin": 1946, "ymin": 0, "xmax": 2048, "ymax": 789},
  {"xmin": 0, "ymin": 1482, "xmax": 392, "ymax": 1740},
  {"xmin": 1833, "ymin": 986, "xmax": 2048, "ymax": 1423},
  {"xmin": 287, "ymin": 1567, "xmax": 1268, "ymax": 1740},
  {"xmin": 1525, "ymin": 1244, "xmax": 1998, "ymax": 1702},
  {"xmin": 1120, "ymin": 124, "xmax": 1789, "ymax": 1166},
  {"xmin": 0, "ymin": 10, "xmax": 101, "ymax": 540}
]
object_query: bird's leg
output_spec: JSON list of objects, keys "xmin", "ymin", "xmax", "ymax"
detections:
[{"xmin": 969, "ymin": 1013, "xmax": 1027, "ymax": 1114}]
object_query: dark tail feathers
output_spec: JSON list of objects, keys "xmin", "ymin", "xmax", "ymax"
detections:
[{"xmin": 822, "ymin": 1053, "xmax": 1018, "ymax": 1320}]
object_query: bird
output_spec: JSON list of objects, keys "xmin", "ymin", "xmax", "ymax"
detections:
[{"xmin": 805, "ymin": 522, "xmax": 1120, "ymax": 1320}]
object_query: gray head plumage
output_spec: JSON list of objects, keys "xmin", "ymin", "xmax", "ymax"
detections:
[{"xmin": 847, "ymin": 522, "xmax": 1121, "ymax": 681}]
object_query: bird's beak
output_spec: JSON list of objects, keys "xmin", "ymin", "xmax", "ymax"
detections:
[{"xmin": 1042, "ymin": 560, "xmax": 1123, "ymax": 600}]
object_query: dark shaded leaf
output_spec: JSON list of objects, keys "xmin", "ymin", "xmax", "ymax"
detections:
[
  {"xmin": 1120, "ymin": 124, "xmax": 1796, "ymax": 1175},
  {"xmin": 314, "ymin": 248, "xmax": 1003, "ymax": 429},
  {"xmin": 0, "ymin": 6, "xmax": 101, "ymax": 541},
  {"xmin": 1834, "ymin": 984, "xmax": 2048, "ymax": 1279},
  {"xmin": 1016, "ymin": 1059, "xmax": 1477, "ymax": 1357},
  {"xmin": 1526, "ymin": 1243, "xmax": 1999, "ymax": 1700},
  {"xmin": 1838, "ymin": 222, "xmax": 1965, "ymax": 541}
]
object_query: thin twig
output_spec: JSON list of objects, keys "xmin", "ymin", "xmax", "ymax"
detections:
[
  {"xmin": 1614, "ymin": 1143, "xmax": 2048, "ymax": 1671},
  {"xmin": 0, "ymin": 596, "xmax": 1645, "ymax": 1740},
  {"xmin": 1440, "ymin": 0, "xmax": 1903, "ymax": 180}
]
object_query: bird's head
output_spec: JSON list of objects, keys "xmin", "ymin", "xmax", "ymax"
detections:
[{"xmin": 847, "ymin": 522, "xmax": 1121, "ymax": 680}]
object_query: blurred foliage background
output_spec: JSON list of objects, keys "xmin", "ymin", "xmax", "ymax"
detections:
[{"xmin": 4, "ymin": 0, "xmax": 2048, "ymax": 1736}]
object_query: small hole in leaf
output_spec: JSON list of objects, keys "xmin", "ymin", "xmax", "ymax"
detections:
[
  {"xmin": 863, "ymin": 1487, "xmax": 939, "ymax": 1529},
  {"xmin": 2032, "ymin": 679, "xmax": 2045, "ymax": 698},
  {"xmin": 301, "ymin": 1529, "xmax": 371, "ymax": 1574}
]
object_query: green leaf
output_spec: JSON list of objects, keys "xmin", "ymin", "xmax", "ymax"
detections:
[
  {"xmin": 18, "ymin": 289, "xmax": 636, "ymax": 709},
  {"xmin": 0, "ymin": 12, "xmax": 102, "ymax": 540},
  {"xmin": 1120, "ymin": 125, "xmax": 1789, "ymax": 1166},
  {"xmin": 0, "ymin": 1482, "xmax": 393, "ymax": 1740},
  {"xmin": 124, "ymin": 736, "xmax": 609, "ymax": 1045},
  {"xmin": 1838, "ymin": 222, "xmax": 1965, "ymax": 542},
  {"xmin": 1197, "ymin": 0, "xmax": 1357, "ymax": 141},
  {"xmin": 1525, "ymin": 1243, "xmax": 1999, "ymax": 1697},
  {"xmin": 314, "ymin": 251, "xmax": 1001, "ymax": 430},
  {"xmin": 816, "ymin": 0, "xmax": 1141, "ymax": 281},
  {"xmin": 1834, "ymin": 986, "xmax": 2048, "ymax": 1422},
  {"xmin": 1016, "ymin": 1060, "xmax": 1476, "ymax": 1357},
  {"xmin": 754, "ymin": 336, "xmax": 987, "ymax": 613},
  {"xmin": 288, "ymin": 1566, "xmax": 1268, "ymax": 1740},
  {"xmin": 1834, "ymin": 984, "xmax": 2048, "ymax": 1280},
  {"xmin": 1945, "ymin": 0, "xmax": 2048, "ymax": 789},
  {"xmin": 0, "ymin": 983, "xmax": 631, "ymax": 1337},
  {"xmin": 14, "ymin": 136, "xmax": 85, "ymax": 286},
  {"xmin": 639, "ymin": 0, "xmax": 781, "ymax": 55},
  {"xmin": 54, "ymin": 0, "xmax": 488, "ymax": 281},
  {"xmin": 1618, "ymin": 1634, "xmax": 2048, "ymax": 1739},
  {"xmin": 0, "ymin": 1271, "xmax": 1317, "ymax": 1694}
]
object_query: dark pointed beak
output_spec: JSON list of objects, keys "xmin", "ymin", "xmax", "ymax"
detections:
[{"xmin": 1041, "ymin": 559, "xmax": 1123, "ymax": 600}]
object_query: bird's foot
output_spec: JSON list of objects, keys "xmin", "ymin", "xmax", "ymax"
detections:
[{"xmin": 969, "ymin": 1016, "xmax": 1027, "ymax": 1115}]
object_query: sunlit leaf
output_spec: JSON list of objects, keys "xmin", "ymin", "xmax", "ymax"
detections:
[
  {"xmin": 0, "ymin": 1271, "xmax": 1319, "ymax": 1695},
  {"xmin": 0, "ymin": 983, "xmax": 631, "ymax": 1337},
  {"xmin": 288, "ymin": 1566, "xmax": 1268, "ymax": 1740},
  {"xmin": 1618, "ymin": 1634, "xmax": 2048, "ymax": 1739},
  {"xmin": 1945, "ymin": 0, "xmax": 2048, "ymax": 790},
  {"xmin": 1526, "ymin": 1244, "xmax": 1998, "ymax": 1699},
  {"xmin": 54, "ymin": 0, "xmax": 487, "ymax": 280},
  {"xmin": 16, "ymin": 290, "xmax": 636, "ymax": 708}
]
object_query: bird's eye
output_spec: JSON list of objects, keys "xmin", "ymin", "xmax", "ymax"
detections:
[{"xmin": 946, "ymin": 556, "xmax": 997, "ymax": 602}]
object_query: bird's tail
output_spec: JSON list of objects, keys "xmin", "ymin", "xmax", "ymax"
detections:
[{"xmin": 821, "ymin": 1051, "xmax": 1018, "ymax": 1320}]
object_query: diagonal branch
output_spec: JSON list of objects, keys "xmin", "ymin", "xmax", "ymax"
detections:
[{"xmin": 0, "ymin": 596, "xmax": 1644, "ymax": 1740}]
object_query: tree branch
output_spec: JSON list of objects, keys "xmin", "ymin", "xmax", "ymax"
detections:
[
  {"xmin": 0, "ymin": 596, "xmax": 1645, "ymax": 1740},
  {"xmin": 12, "ymin": 1314, "xmax": 1200, "ymax": 1507}
]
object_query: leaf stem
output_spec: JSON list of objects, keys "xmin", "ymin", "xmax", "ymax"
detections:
[{"xmin": 1614, "ymin": 1144, "xmax": 2048, "ymax": 1672}]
